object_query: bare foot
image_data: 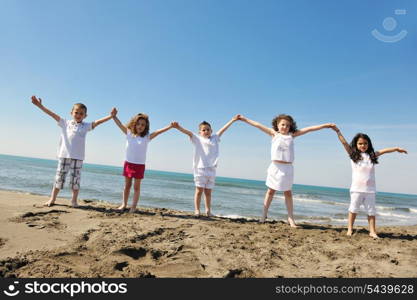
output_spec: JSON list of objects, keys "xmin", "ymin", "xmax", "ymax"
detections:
[
  {"xmin": 129, "ymin": 207, "xmax": 137, "ymax": 213},
  {"xmin": 346, "ymin": 230, "xmax": 353, "ymax": 236},
  {"xmin": 260, "ymin": 215, "xmax": 267, "ymax": 223},
  {"xmin": 71, "ymin": 201, "xmax": 79, "ymax": 208},
  {"xmin": 44, "ymin": 200, "xmax": 55, "ymax": 207},
  {"xmin": 205, "ymin": 211, "xmax": 212, "ymax": 217},
  {"xmin": 194, "ymin": 210, "xmax": 201, "ymax": 217},
  {"xmin": 369, "ymin": 232, "xmax": 380, "ymax": 239},
  {"xmin": 117, "ymin": 205, "xmax": 127, "ymax": 211},
  {"xmin": 288, "ymin": 217, "xmax": 299, "ymax": 228}
]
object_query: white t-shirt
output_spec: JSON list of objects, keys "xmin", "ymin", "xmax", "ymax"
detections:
[
  {"xmin": 271, "ymin": 133, "xmax": 294, "ymax": 163},
  {"xmin": 350, "ymin": 153, "xmax": 376, "ymax": 193},
  {"xmin": 57, "ymin": 119, "xmax": 93, "ymax": 160},
  {"xmin": 125, "ymin": 131, "xmax": 151, "ymax": 164},
  {"xmin": 191, "ymin": 133, "xmax": 220, "ymax": 170}
]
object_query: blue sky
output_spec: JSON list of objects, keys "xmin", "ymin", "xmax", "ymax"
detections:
[{"xmin": 0, "ymin": 0, "xmax": 416, "ymax": 194}]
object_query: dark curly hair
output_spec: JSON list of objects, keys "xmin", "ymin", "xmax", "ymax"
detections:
[
  {"xmin": 272, "ymin": 114, "xmax": 297, "ymax": 133},
  {"xmin": 350, "ymin": 133, "xmax": 378, "ymax": 164}
]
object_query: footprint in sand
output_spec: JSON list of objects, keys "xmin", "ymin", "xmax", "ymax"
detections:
[
  {"xmin": 11, "ymin": 210, "xmax": 69, "ymax": 230},
  {"xmin": 114, "ymin": 261, "xmax": 129, "ymax": 271},
  {"xmin": 130, "ymin": 228, "xmax": 165, "ymax": 243},
  {"xmin": 115, "ymin": 247, "xmax": 148, "ymax": 260},
  {"xmin": 78, "ymin": 229, "xmax": 97, "ymax": 242},
  {"xmin": 0, "ymin": 258, "xmax": 29, "ymax": 277},
  {"xmin": 137, "ymin": 271, "xmax": 156, "ymax": 278},
  {"xmin": 150, "ymin": 249, "xmax": 167, "ymax": 260},
  {"xmin": 223, "ymin": 268, "xmax": 255, "ymax": 278}
]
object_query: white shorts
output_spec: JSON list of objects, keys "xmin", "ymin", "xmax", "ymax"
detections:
[
  {"xmin": 349, "ymin": 192, "xmax": 376, "ymax": 216},
  {"xmin": 266, "ymin": 162, "xmax": 293, "ymax": 192},
  {"xmin": 194, "ymin": 167, "xmax": 216, "ymax": 189}
]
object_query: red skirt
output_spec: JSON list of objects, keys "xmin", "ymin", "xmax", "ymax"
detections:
[{"xmin": 123, "ymin": 161, "xmax": 145, "ymax": 179}]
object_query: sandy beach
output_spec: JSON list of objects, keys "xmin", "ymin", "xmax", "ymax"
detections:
[{"xmin": 0, "ymin": 189, "xmax": 416, "ymax": 278}]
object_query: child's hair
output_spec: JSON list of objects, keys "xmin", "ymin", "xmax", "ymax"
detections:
[
  {"xmin": 272, "ymin": 114, "xmax": 298, "ymax": 133},
  {"xmin": 72, "ymin": 103, "xmax": 87, "ymax": 114},
  {"xmin": 126, "ymin": 113, "xmax": 150, "ymax": 137},
  {"xmin": 199, "ymin": 121, "xmax": 212, "ymax": 130},
  {"xmin": 350, "ymin": 133, "xmax": 379, "ymax": 164}
]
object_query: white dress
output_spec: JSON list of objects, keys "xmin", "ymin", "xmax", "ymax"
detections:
[{"xmin": 266, "ymin": 134, "xmax": 294, "ymax": 191}]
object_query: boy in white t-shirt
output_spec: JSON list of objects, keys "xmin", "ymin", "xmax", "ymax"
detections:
[
  {"xmin": 172, "ymin": 116, "xmax": 239, "ymax": 217},
  {"xmin": 31, "ymin": 95, "xmax": 115, "ymax": 207}
]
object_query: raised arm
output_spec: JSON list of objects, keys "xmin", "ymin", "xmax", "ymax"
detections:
[
  {"xmin": 92, "ymin": 107, "xmax": 116, "ymax": 129},
  {"xmin": 293, "ymin": 123, "xmax": 335, "ymax": 138},
  {"xmin": 332, "ymin": 126, "xmax": 352, "ymax": 156},
  {"xmin": 150, "ymin": 123, "xmax": 174, "ymax": 140},
  {"xmin": 238, "ymin": 115, "xmax": 276, "ymax": 137},
  {"xmin": 216, "ymin": 114, "xmax": 239, "ymax": 137},
  {"xmin": 376, "ymin": 147, "xmax": 408, "ymax": 157},
  {"xmin": 111, "ymin": 109, "xmax": 128, "ymax": 134},
  {"xmin": 31, "ymin": 95, "xmax": 61, "ymax": 122},
  {"xmin": 171, "ymin": 122, "xmax": 193, "ymax": 139}
]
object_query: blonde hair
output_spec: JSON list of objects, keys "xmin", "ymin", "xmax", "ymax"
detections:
[{"xmin": 126, "ymin": 113, "xmax": 150, "ymax": 137}]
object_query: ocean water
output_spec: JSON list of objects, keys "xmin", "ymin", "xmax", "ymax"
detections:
[{"xmin": 1, "ymin": 154, "xmax": 416, "ymax": 226}]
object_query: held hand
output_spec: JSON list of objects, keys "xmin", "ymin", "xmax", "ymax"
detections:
[
  {"xmin": 171, "ymin": 121, "xmax": 179, "ymax": 129},
  {"xmin": 232, "ymin": 114, "xmax": 240, "ymax": 122},
  {"xmin": 328, "ymin": 123, "xmax": 339, "ymax": 131},
  {"xmin": 111, "ymin": 107, "xmax": 118, "ymax": 117},
  {"xmin": 238, "ymin": 115, "xmax": 247, "ymax": 122},
  {"xmin": 327, "ymin": 123, "xmax": 336, "ymax": 129},
  {"xmin": 397, "ymin": 147, "xmax": 408, "ymax": 154},
  {"xmin": 31, "ymin": 95, "xmax": 42, "ymax": 107}
]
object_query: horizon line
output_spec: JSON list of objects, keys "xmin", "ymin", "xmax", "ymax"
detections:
[{"xmin": 1, "ymin": 153, "xmax": 416, "ymax": 198}]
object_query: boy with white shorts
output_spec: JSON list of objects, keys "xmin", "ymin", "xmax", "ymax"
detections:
[{"xmin": 172, "ymin": 116, "xmax": 239, "ymax": 216}]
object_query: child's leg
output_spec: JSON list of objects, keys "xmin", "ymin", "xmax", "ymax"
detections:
[
  {"xmin": 129, "ymin": 178, "xmax": 141, "ymax": 213},
  {"xmin": 347, "ymin": 212, "xmax": 357, "ymax": 236},
  {"xmin": 45, "ymin": 158, "xmax": 69, "ymax": 206},
  {"xmin": 119, "ymin": 177, "xmax": 132, "ymax": 210},
  {"xmin": 203, "ymin": 188, "xmax": 212, "ymax": 216},
  {"xmin": 45, "ymin": 187, "xmax": 60, "ymax": 207},
  {"xmin": 261, "ymin": 188, "xmax": 276, "ymax": 222},
  {"xmin": 194, "ymin": 187, "xmax": 204, "ymax": 216},
  {"xmin": 71, "ymin": 189, "xmax": 79, "ymax": 207},
  {"xmin": 284, "ymin": 190, "xmax": 298, "ymax": 227},
  {"xmin": 347, "ymin": 192, "xmax": 362, "ymax": 236},
  {"xmin": 368, "ymin": 216, "xmax": 379, "ymax": 238},
  {"xmin": 364, "ymin": 193, "xmax": 378, "ymax": 238},
  {"xmin": 68, "ymin": 159, "xmax": 83, "ymax": 207}
]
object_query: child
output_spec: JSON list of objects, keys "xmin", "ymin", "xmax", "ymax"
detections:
[
  {"xmin": 333, "ymin": 128, "xmax": 407, "ymax": 238},
  {"xmin": 31, "ymin": 95, "xmax": 115, "ymax": 207},
  {"xmin": 112, "ymin": 109, "xmax": 174, "ymax": 213},
  {"xmin": 171, "ymin": 116, "xmax": 239, "ymax": 217},
  {"xmin": 238, "ymin": 114, "xmax": 335, "ymax": 227}
]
